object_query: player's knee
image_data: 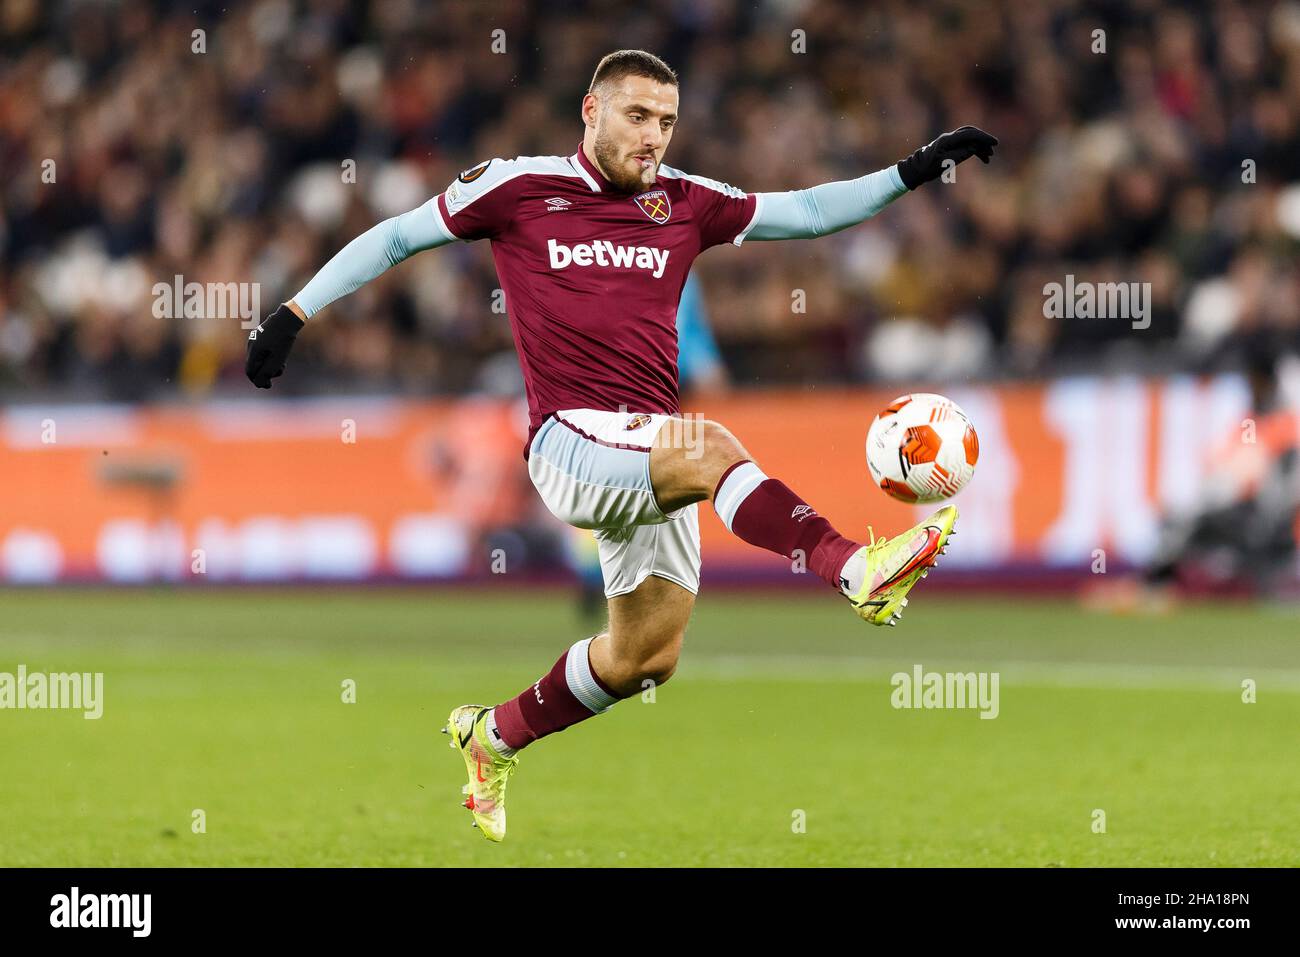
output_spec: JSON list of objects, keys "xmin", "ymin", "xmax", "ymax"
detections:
[
  {"xmin": 699, "ymin": 420, "xmax": 750, "ymax": 496},
  {"xmin": 652, "ymin": 418, "xmax": 751, "ymax": 509},
  {"xmin": 638, "ymin": 643, "xmax": 681, "ymax": 687},
  {"xmin": 700, "ymin": 420, "xmax": 746, "ymax": 460},
  {"xmin": 607, "ymin": 628, "xmax": 683, "ymax": 689}
]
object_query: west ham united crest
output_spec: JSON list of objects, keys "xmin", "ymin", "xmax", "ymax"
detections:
[{"xmin": 633, "ymin": 189, "xmax": 671, "ymax": 224}]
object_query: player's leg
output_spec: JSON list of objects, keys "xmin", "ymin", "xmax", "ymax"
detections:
[
  {"xmin": 487, "ymin": 572, "xmax": 691, "ymax": 746},
  {"xmin": 446, "ymin": 410, "xmax": 701, "ymax": 840},
  {"xmin": 649, "ymin": 416, "xmax": 955, "ymax": 624},
  {"xmin": 588, "ymin": 567, "xmax": 693, "ymax": 693},
  {"xmin": 447, "ymin": 567, "xmax": 694, "ymax": 841},
  {"xmin": 486, "ymin": 504, "xmax": 699, "ymax": 748}
]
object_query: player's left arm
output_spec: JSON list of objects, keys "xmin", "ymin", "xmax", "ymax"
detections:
[{"xmin": 746, "ymin": 126, "xmax": 998, "ymax": 241}]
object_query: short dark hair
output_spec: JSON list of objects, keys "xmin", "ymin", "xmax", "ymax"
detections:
[{"xmin": 589, "ymin": 50, "xmax": 677, "ymax": 94}]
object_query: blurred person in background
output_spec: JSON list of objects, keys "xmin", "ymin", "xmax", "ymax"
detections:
[
  {"xmin": 5, "ymin": 0, "xmax": 1300, "ymax": 399},
  {"xmin": 1146, "ymin": 337, "xmax": 1300, "ymax": 597},
  {"xmin": 1090, "ymin": 334, "xmax": 1300, "ymax": 611}
]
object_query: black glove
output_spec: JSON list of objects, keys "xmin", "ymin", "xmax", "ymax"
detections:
[
  {"xmin": 896, "ymin": 126, "xmax": 998, "ymax": 190},
  {"xmin": 245, "ymin": 303, "xmax": 304, "ymax": 389}
]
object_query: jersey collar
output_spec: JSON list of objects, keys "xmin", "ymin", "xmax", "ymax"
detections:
[
  {"xmin": 570, "ymin": 141, "xmax": 663, "ymax": 193},
  {"xmin": 569, "ymin": 142, "xmax": 608, "ymax": 192}
]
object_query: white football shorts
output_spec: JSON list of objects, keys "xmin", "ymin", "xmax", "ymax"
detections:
[{"xmin": 528, "ymin": 409, "xmax": 701, "ymax": 598}]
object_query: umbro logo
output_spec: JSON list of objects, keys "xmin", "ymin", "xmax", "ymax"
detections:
[
  {"xmin": 544, "ymin": 197, "xmax": 572, "ymax": 211},
  {"xmin": 791, "ymin": 504, "xmax": 817, "ymax": 521}
]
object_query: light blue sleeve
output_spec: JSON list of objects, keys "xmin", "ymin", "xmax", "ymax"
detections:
[
  {"xmin": 292, "ymin": 199, "xmax": 452, "ymax": 318},
  {"xmin": 746, "ymin": 166, "xmax": 907, "ymax": 241}
]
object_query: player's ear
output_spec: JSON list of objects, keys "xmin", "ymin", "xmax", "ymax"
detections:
[{"xmin": 580, "ymin": 92, "xmax": 598, "ymax": 128}]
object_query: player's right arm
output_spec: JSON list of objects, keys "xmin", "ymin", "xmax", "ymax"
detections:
[{"xmin": 245, "ymin": 158, "xmax": 516, "ymax": 389}]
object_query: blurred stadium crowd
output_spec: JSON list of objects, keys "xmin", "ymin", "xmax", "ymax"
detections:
[{"xmin": 2, "ymin": 0, "xmax": 1299, "ymax": 402}]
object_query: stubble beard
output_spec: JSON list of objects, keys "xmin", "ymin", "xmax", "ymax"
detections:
[{"xmin": 593, "ymin": 127, "xmax": 657, "ymax": 193}]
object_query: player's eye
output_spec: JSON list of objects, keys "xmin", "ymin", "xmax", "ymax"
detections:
[{"xmin": 628, "ymin": 113, "xmax": 643, "ymax": 122}]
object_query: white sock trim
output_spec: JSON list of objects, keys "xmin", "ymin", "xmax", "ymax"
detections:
[
  {"xmin": 713, "ymin": 461, "xmax": 768, "ymax": 531},
  {"xmin": 484, "ymin": 709, "xmax": 516, "ymax": 757},
  {"xmin": 565, "ymin": 636, "xmax": 619, "ymax": 714},
  {"xmin": 838, "ymin": 548, "xmax": 868, "ymax": 597}
]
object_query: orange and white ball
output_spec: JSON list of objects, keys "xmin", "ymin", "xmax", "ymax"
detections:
[{"xmin": 865, "ymin": 393, "xmax": 979, "ymax": 503}]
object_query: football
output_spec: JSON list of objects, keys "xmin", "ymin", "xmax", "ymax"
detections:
[{"xmin": 865, "ymin": 393, "xmax": 979, "ymax": 503}]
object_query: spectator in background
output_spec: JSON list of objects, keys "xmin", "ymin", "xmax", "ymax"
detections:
[
  {"xmin": 2, "ymin": 0, "xmax": 1300, "ymax": 399},
  {"xmin": 1089, "ymin": 334, "xmax": 1300, "ymax": 610}
]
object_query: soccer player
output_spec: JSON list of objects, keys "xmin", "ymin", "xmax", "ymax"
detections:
[{"xmin": 245, "ymin": 50, "xmax": 997, "ymax": 841}]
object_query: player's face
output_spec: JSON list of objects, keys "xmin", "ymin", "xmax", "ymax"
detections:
[{"xmin": 585, "ymin": 76, "xmax": 678, "ymax": 193}]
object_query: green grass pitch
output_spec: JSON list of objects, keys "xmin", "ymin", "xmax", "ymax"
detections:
[{"xmin": 0, "ymin": 587, "xmax": 1296, "ymax": 866}]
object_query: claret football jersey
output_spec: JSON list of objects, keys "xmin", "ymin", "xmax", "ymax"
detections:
[{"xmin": 431, "ymin": 144, "xmax": 760, "ymax": 453}]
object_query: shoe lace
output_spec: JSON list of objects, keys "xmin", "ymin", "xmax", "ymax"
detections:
[
  {"xmin": 859, "ymin": 524, "xmax": 920, "ymax": 595},
  {"xmin": 864, "ymin": 525, "xmax": 894, "ymax": 557},
  {"xmin": 490, "ymin": 753, "xmax": 518, "ymax": 783}
]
